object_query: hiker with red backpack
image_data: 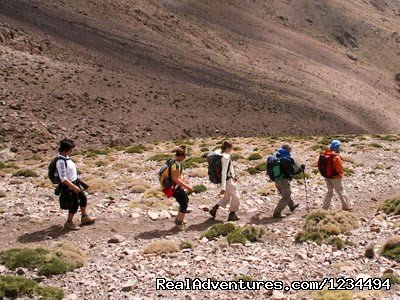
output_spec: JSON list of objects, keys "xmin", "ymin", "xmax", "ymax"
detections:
[
  {"xmin": 267, "ymin": 144, "xmax": 305, "ymax": 219},
  {"xmin": 207, "ymin": 141, "xmax": 240, "ymax": 221},
  {"xmin": 318, "ymin": 140, "xmax": 352, "ymax": 211},
  {"xmin": 159, "ymin": 145, "xmax": 193, "ymax": 228},
  {"xmin": 48, "ymin": 138, "xmax": 95, "ymax": 230}
]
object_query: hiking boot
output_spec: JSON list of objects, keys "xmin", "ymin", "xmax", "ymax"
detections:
[
  {"xmin": 64, "ymin": 221, "xmax": 80, "ymax": 231},
  {"xmin": 81, "ymin": 215, "xmax": 96, "ymax": 226},
  {"xmin": 175, "ymin": 219, "xmax": 187, "ymax": 226},
  {"xmin": 209, "ymin": 205, "xmax": 219, "ymax": 218},
  {"xmin": 272, "ymin": 213, "xmax": 286, "ymax": 219},
  {"xmin": 227, "ymin": 212, "xmax": 240, "ymax": 222},
  {"xmin": 290, "ymin": 203, "xmax": 300, "ymax": 212}
]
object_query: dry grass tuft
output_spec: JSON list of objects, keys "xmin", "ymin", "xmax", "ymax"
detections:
[
  {"xmin": 145, "ymin": 188, "xmax": 165, "ymax": 199},
  {"xmin": 143, "ymin": 240, "xmax": 180, "ymax": 255},
  {"xmin": 188, "ymin": 167, "xmax": 208, "ymax": 178},
  {"xmin": 86, "ymin": 178, "xmax": 115, "ymax": 194},
  {"xmin": 314, "ymin": 290, "xmax": 354, "ymax": 300}
]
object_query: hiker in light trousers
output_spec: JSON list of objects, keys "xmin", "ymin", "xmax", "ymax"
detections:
[
  {"xmin": 322, "ymin": 140, "xmax": 352, "ymax": 211},
  {"xmin": 209, "ymin": 141, "xmax": 240, "ymax": 221}
]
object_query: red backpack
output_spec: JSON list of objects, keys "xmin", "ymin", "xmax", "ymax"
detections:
[{"xmin": 318, "ymin": 153, "xmax": 339, "ymax": 178}]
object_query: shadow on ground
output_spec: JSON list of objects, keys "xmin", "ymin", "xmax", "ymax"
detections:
[
  {"xmin": 249, "ymin": 213, "xmax": 282, "ymax": 225},
  {"xmin": 135, "ymin": 218, "xmax": 221, "ymax": 240},
  {"xmin": 17, "ymin": 225, "xmax": 69, "ymax": 243}
]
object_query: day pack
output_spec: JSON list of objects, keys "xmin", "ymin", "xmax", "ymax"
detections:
[
  {"xmin": 266, "ymin": 155, "xmax": 284, "ymax": 182},
  {"xmin": 158, "ymin": 159, "xmax": 175, "ymax": 189},
  {"xmin": 318, "ymin": 153, "xmax": 338, "ymax": 178},
  {"xmin": 48, "ymin": 157, "xmax": 67, "ymax": 184},
  {"xmin": 207, "ymin": 152, "xmax": 231, "ymax": 184}
]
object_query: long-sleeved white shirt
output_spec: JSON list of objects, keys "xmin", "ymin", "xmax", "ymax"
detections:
[{"xmin": 217, "ymin": 150, "xmax": 235, "ymax": 190}]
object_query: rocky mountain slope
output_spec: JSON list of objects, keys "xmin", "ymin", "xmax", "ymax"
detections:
[
  {"xmin": 0, "ymin": 135, "xmax": 399, "ymax": 299},
  {"xmin": 1, "ymin": 0, "xmax": 400, "ymax": 155}
]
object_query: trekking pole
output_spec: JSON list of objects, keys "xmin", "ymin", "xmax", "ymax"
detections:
[{"xmin": 303, "ymin": 170, "xmax": 310, "ymax": 213}]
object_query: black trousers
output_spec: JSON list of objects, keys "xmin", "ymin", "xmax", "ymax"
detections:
[
  {"xmin": 59, "ymin": 181, "xmax": 87, "ymax": 214},
  {"xmin": 173, "ymin": 187, "xmax": 189, "ymax": 213}
]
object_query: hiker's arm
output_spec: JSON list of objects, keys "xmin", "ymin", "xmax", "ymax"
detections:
[
  {"xmin": 334, "ymin": 156, "xmax": 344, "ymax": 177},
  {"xmin": 221, "ymin": 156, "xmax": 229, "ymax": 190},
  {"xmin": 172, "ymin": 170, "xmax": 192, "ymax": 191},
  {"xmin": 61, "ymin": 178, "xmax": 81, "ymax": 193},
  {"xmin": 281, "ymin": 160, "xmax": 292, "ymax": 177}
]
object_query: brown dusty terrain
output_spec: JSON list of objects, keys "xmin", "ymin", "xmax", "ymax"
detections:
[
  {"xmin": 0, "ymin": 0, "xmax": 400, "ymax": 157},
  {"xmin": 0, "ymin": 135, "xmax": 399, "ymax": 299}
]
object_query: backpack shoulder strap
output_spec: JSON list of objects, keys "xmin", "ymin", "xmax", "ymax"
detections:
[{"xmin": 56, "ymin": 156, "xmax": 68, "ymax": 168}]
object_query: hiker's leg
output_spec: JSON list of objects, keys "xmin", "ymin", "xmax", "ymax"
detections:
[
  {"xmin": 226, "ymin": 180, "xmax": 240, "ymax": 212},
  {"xmin": 273, "ymin": 180, "xmax": 290, "ymax": 216},
  {"xmin": 78, "ymin": 191, "xmax": 88, "ymax": 216},
  {"xmin": 174, "ymin": 188, "xmax": 189, "ymax": 224},
  {"xmin": 68, "ymin": 193, "xmax": 79, "ymax": 219},
  {"xmin": 286, "ymin": 181, "xmax": 295, "ymax": 210},
  {"xmin": 332, "ymin": 178, "xmax": 351, "ymax": 210},
  {"xmin": 322, "ymin": 179, "xmax": 334, "ymax": 209},
  {"xmin": 217, "ymin": 187, "xmax": 231, "ymax": 208},
  {"xmin": 67, "ymin": 213, "xmax": 74, "ymax": 222},
  {"xmin": 78, "ymin": 191, "xmax": 95, "ymax": 225}
]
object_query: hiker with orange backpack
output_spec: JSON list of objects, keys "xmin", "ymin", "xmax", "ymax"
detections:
[
  {"xmin": 207, "ymin": 141, "xmax": 241, "ymax": 221},
  {"xmin": 318, "ymin": 140, "xmax": 352, "ymax": 211},
  {"xmin": 159, "ymin": 145, "xmax": 193, "ymax": 228}
]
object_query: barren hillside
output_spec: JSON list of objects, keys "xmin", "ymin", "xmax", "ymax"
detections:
[{"xmin": 0, "ymin": 0, "xmax": 400, "ymax": 155}]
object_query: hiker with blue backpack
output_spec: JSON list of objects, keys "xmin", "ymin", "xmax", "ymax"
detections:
[
  {"xmin": 159, "ymin": 145, "xmax": 194, "ymax": 228},
  {"xmin": 207, "ymin": 141, "xmax": 240, "ymax": 221},
  {"xmin": 267, "ymin": 144, "xmax": 305, "ymax": 219},
  {"xmin": 48, "ymin": 138, "xmax": 95, "ymax": 230}
]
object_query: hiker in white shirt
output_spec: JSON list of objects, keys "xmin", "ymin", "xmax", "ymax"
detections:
[
  {"xmin": 209, "ymin": 141, "xmax": 240, "ymax": 221},
  {"xmin": 56, "ymin": 138, "xmax": 95, "ymax": 230}
]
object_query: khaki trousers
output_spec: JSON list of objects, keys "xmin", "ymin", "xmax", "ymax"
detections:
[
  {"xmin": 323, "ymin": 178, "xmax": 351, "ymax": 210},
  {"xmin": 274, "ymin": 179, "xmax": 294, "ymax": 215},
  {"xmin": 218, "ymin": 179, "xmax": 240, "ymax": 212}
]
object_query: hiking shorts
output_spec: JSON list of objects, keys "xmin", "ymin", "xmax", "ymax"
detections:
[
  {"xmin": 59, "ymin": 181, "xmax": 87, "ymax": 214},
  {"xmin": 173, "ymin": 187, "xmax": 189, "ymax": 213}
]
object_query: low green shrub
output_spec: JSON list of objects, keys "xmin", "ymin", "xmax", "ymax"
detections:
[
  {"xmin": 0, "ymin": 275, "xmax": 64, "ymax": 300},
  {"xmin": 201, "ymin": 224, "xmax": 265, "ymax": 245},
  {"xmin": 182, "ymin": 157, "xmax": 206, "ymax": 169},
  {"xmin": 0, "ymin": 247, "xmax": 84, "ymax": 276},
  {"xmin": 227, "ymin": 226, "xmax": 265, "ymax": 245},
  {"xmin": 12, "ymin": 169, "xmax": 38, "ymax": 178},
  {"xmin": 125, "ymin": 144, "xmax": 147, "ymax": 154},
  {"xmin": 200, "ymin": 223, "xmax": 236, "ymax": 240},
  {"xmin": 295, "ymin": 210, "xmax": 359, "ymax": 246},
  {"xmin": 0, "ymin": 162, "xmax": 18, "ymax": 170},
  {"xmin": 148, "ymin": 154, "xmax": 171, "ymax": 162},
  {"xmin": 180, "ymin": 241, "xmax": 194, "ymax": 250},
  {"xmin": 381, "ymin": 237, "xmax": 400, "ymax": 262},
  {"xmin": 85, "ymin": 148, "xmax": 112, "ymax": 157},
  {"xmin": 378, "ymin": 197, "xmax": 400, "ymax": 216},
  {"xmin": 230, "ymin": 153, "xmax": 243, "ymax": 161},
  {"xmin": 247, "ymin": 153, "xmax": 262, "ymax": 161},
  {"xmin": 192, "ymin": 185, "xmax": 207, "ymax": 194}
]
